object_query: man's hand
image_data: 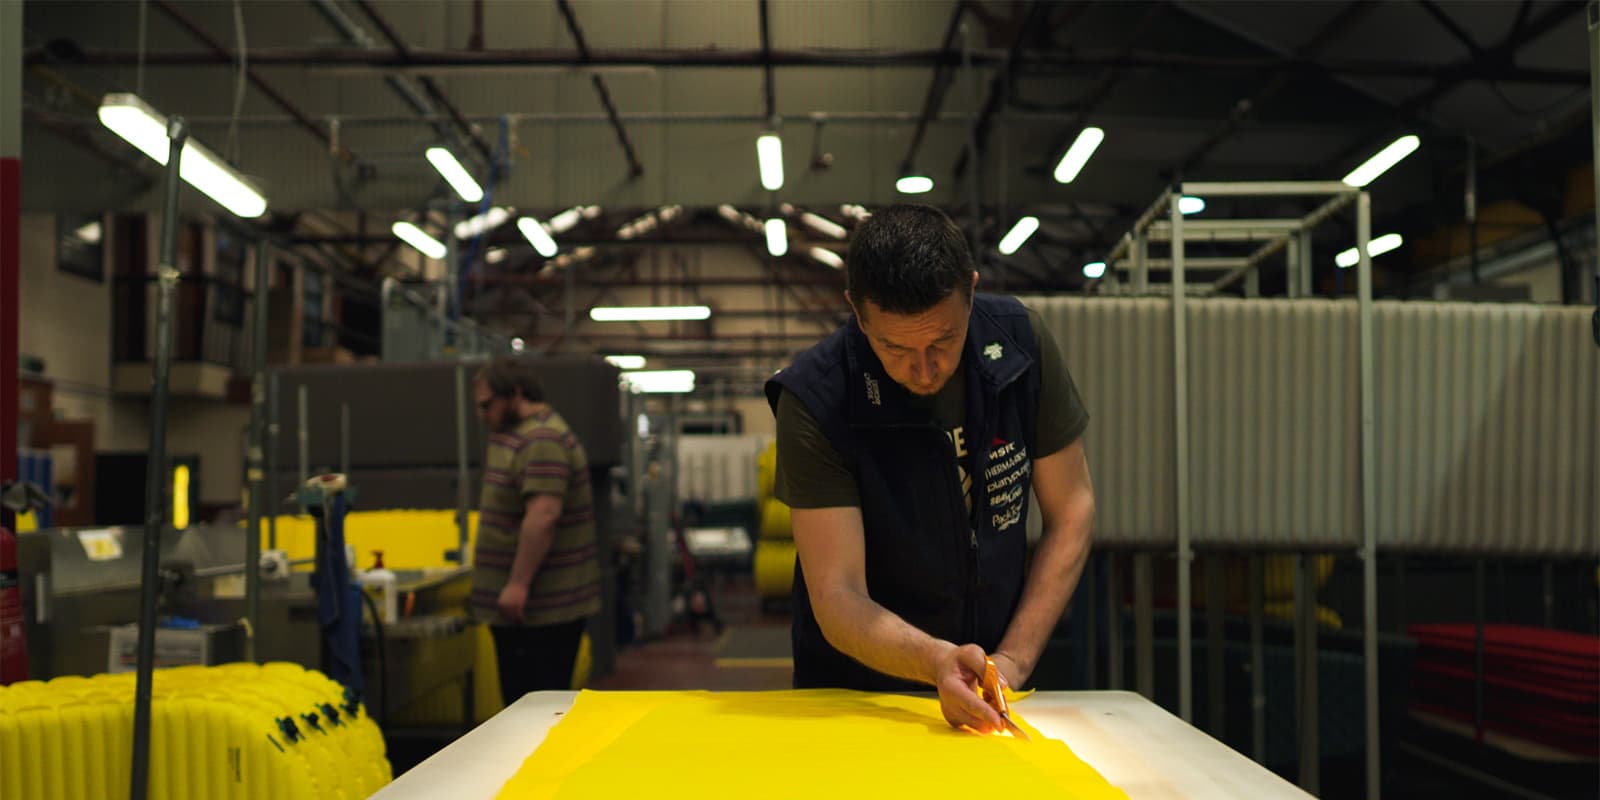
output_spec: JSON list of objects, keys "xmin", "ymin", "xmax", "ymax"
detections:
[
  {"xmin": 497, "ymin": 582, "xmax": 528, "ymax": 622},
  {"xmin": 934, "ymin": 643, "xmax": 1004, "ymax": 734}
]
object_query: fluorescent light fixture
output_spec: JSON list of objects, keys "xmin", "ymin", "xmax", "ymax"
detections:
[
  {"xmin": 453, "ymin": 206, "xmax": 512, "ymax": 239},
  {"xmin": 392, "ymin": 221, "xmax": 446, "ymax": 259},
  {"xmin": 590, "ymin": 305, "xmax": 712, "ymax": 322},
  {"xmin": 757, "ymin": 132, "xmax": 784, "ymax": 191},
  {"xmin": 605, "ymin": 355, "xmax": 647, "ymax": 369},
  {"xmin": 839, "ymin": 204, "xmax": 871, "ymax": 221},
  {"xmin": 517, "ymin": 216, "xmax": 559, "ymax": 258},
  {"xmin": 74, "ymin": 221, "xmax": 103, "ymax": 244},
  {"xmin": 484, "ymin": 247, "xmax": 508, "ymax": 264},
  {"xmin": 896, "ymin": 174, "xmax": 934, "ymax": 194},
  {"xmin": 998, "ymin": 216, "xmax": 1040, "ymax": 256},
  {"xmin": 511, "ymin": 337, "xmax": 526, "ymax": 352},
  {"xmin": 1335, "ymin": 233, "xmax": 1404, "ymax": 268},
  {"xmin": 98, "ymin": 93, "xmax": 268, "ymax": 218},
  {"xmin": 1053, "ymin": 126, "xmax": 1105, "ymax": 184},
  {"xmin": 1341, "ymin": 135, "xmax": 1420, "ymax": 188},
  {"xmin": 425, "ymin": 146, "xmax": 484, "ymax": 202},
  {"xmin": 1179, "ymin": 196, "xmax": 1206, "ymax": 215},
  {"xmin": 548, "ymin": 205, "xmax": 601, "ymax": 234},
  {"xmin": 800, "ymin": 211, "xmax": 847, "ymax": 239},
  {"xmin": 621, "ymin": 369, "xmax": 695, "ymax": 394},
  {"xmin": 810, "ymin": 247, "xmax": 844, "ymax": 269},
  {"xmin": 765, "ymin": 218, "xmax": 788, "ymax": 257},
  {"xmin": 1082, "ymin": 261, "xmax": 1107, "ymax": 279}
]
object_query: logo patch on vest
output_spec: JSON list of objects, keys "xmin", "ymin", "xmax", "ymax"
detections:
[
  {"xmin": 864, "ymin": 372, "xmax": 882, "ymax": 406},
  {"xmin": 983, "ymin": 341, "xmax": 1003, "ymax": 361},
  {"xmin": 984, "ymin": 438, "xmax": 1030, "ymax": 532}
]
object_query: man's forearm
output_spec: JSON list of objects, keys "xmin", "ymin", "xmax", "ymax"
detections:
[
  {"xmin": 812, "ymin": 587, "xmax": 954, "ymax": 686},
  {"xmin": 507, "ymin": 515, "xmax": 556, "ymax": 589},
  {"xmin": 996, "ymin": 503, "xmax": 1094, "ymax": 684}
]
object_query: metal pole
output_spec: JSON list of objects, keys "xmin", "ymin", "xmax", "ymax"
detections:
[
  {"xmin": 1250, "ymin": 554, "xmax": 1266, "ymax": 764},
  {"xmin": 1133, "ymin": 231, "xmax": 1149, "ymax": 294},
  {"xmin": 1543, "ymin": 561, "xmax": 1555, "ymax": 628},
  {"xmin": 1170, "ymin": 191, "xmax": 1194, "ymax": 724},
  {"xmin": 1591, "ymin": 2, "xmax": 1600, "ymax": 340},
  {"xmin": 267, "ymin": 372, "xmax": 279, "ymax": 548},
  {"xmin": 1474, "ymin": 558, "xmax": 1486, "ymax": 742},
  {"xmin": 960, "ymin": 22, "xmax": 984, "ymax": 261},
  {"xmin": 1285, "ymin": 234, "xmax": 1300, "ymax": 298},
  {"xmin": 1134, "ymin": 552, "xmax": 1154, "ymax": 699},
  {"xmin": 130, "ymin": 114, "xmax": 188, "ymax": 800},
  {"xmin": 1299, "ymin": 234, "xmax": 1313, "ymax": 298},
  {"xmin": 339, "ymin": 402, "xmax": 350, "ymax": 478},
  {"xmin": 455, "ymin": 363, "xmax": 471, "ymax": 564},
  {"xmin": 1206, "ymin": 554, "xmax": 1225, "ymax": 737},
  {"xmin": 297, "ymin": 384, "xmax": 309, "ymax": 484},
  {"xmin": 1107, "ymin": 552, "xmax": 1122, "ymax": 690},
  {"xmin": 1358, "ymin": 189, "xmax": 1381, "ymax": 800},
  {"xmin": 245, "ymin": 240, "xmax": 271, "ymax": 663},
  {"xmin": 1467, "ymin": 138, "xmax": 1480, "ymax": 284},
  {"xmin": 1296, "ymin": 554, "xmax": 1320, "ymax": 794}
]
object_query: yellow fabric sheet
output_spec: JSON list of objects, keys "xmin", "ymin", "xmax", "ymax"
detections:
[{"xmin": 497, "ymin": 690, "xmax": 1128, "ymax": 799}]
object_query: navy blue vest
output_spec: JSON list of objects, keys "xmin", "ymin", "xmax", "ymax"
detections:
[{"xmin": 765, "ymin": 294, "xmax": 1041, "ymax": 690}]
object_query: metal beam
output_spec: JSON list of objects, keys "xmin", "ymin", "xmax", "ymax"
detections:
[
  {"xmin": 900, "ymin": 1, "xmax": 969, "ymax": 177},
  {"xmin": 953, "ymin": 1, "xmax": 1062, "ymax": 180},
  {"xmin": 558, "ymin": 0, "xmax": 643, "ymax": 178},
  {"xmin": 351, "ymin": 0, "xmax": 494, "ymax": 165},
  {"xmin": 758, "ymin": 0, "xmax": 776, "ymax": 121},
  {"xmin": 1173, "ymin": 2, "xmax": 1380, "ymax": 175},
  {"xmin": 31, "ymin": 46, "xmax": 1590, "ymax": 83},
  {"xmin": 149, "ymin": 1, "xmax": 356, "ymax": 163},
  {"xmin": 1315, "ymin": 2, "xmax": 1586, "ymax": 176},
  {"xmin": 1417, "ymin": 1, "xmax": 1485, "ymax": 58}
]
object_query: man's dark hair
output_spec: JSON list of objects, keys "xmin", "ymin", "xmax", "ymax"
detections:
[
  {"xmin": 846, "ymin": 204, "xmax": 975, "ymax": 315},
  {"xmin": 475, "ymin": 357, "xmax": 545, "ymax": 402}
]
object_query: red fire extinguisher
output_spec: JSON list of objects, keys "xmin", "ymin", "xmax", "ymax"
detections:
[{"xmin": 0, "ymin": 523, "xmax": 28, "ymax": 684}]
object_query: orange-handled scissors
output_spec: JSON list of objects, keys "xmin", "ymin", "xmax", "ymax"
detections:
[{"xmin": 981, "ymin": 657, "xmax": 1030, "ymax": 741}]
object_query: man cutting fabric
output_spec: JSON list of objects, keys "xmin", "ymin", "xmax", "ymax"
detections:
[{"xmin": 766, "ymin": 205, "xmax": 1095, "ymax": 734}]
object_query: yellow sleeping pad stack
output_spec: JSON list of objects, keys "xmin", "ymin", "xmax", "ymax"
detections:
[
  {"xmin": 0, "ymin": 662, "xmax": 391, "ymax": 800},
  {"xmin": 753, "ymin": 441, "xmax": 796, "ymax": 601}
]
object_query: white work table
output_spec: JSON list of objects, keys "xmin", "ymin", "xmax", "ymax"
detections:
[{"xmin": 371, "ymin": 690, "xmax": 1312, "ymax": 799}]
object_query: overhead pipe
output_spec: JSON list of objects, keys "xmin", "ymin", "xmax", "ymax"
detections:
[
  {"xmin": 350, "ymin": 0, "xmax": 495, "ymax": 165},
  {"xmin": 149, "ymin": 1, "xmax": 357, "ymax": 163},
  {"xmin": 899, "ymin": 2, "xmax": 969, "ymax": 179},
  {"xmin": 952, "ymin": 0, "xmax": 1060, "ymax": 180},
  {"xmin": 309, "ymin": 0, "xmax": 441, "ymax": 120},
  {"xmin": 31, "ymin": 45, "xmax": 1591, "ymax": 83},
  {"xmin": 557, "ymin": 0, "xmax": 643, "ymax": 177},
  {"xmin": 758, "ymin": 0, "xmax": 776, "ymax": 121}
]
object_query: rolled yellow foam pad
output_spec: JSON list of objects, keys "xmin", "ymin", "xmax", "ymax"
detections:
[
  {"xmin": 0, "ymin": 663, "xmax": 391, "ymax": 800},
  {"xmin": 756, "ymin": 441, "xmax": 777, "ymax": 505},
  {"xmin": 758, "ymin": 498, "xmax": 792, "ymax": 541},
  {"xmin": 753, "ymin": 539, "xmax": 796, "ymax": 598}
]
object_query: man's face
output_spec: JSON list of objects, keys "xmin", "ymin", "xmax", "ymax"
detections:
[
  {"xmin": 852, "ymin": 282, "xmax": 974, "ymax": 397},
  {"xmin": 474, "ymin": 381, "xmax": 516, "ymax": 431}
]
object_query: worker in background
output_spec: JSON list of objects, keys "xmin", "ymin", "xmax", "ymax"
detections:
[
  {"xmin": 470, "ymin": 358, "xmax": 601, "ymax": 706},
  {"xmin": 766, "ymin": 204, "xmax": 1095, "ymax": 734}
]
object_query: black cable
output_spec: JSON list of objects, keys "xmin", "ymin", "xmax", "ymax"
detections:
[{"xmin": 359, "ymin": 588, "xmax": 388, "ymax": 730}]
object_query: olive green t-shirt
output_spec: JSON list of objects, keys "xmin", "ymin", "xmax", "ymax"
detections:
[{"xmin": 775, "ymin": 307, "xmax": 1087, "ymax": 512}]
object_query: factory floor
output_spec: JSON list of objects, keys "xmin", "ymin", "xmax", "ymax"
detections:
[{"xmin": 592, "ymin": 575, "xmax": 793, "ymax": 692}]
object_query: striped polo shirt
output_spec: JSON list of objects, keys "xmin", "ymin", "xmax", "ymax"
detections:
[{"xmin": 469, "ymin": 406, "xmax": 602, "ymax": 627}]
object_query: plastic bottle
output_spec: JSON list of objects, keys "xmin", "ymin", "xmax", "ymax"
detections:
[{"xmin": 358, "ymin": 550, "xmax": 397, "ymax": 624}]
